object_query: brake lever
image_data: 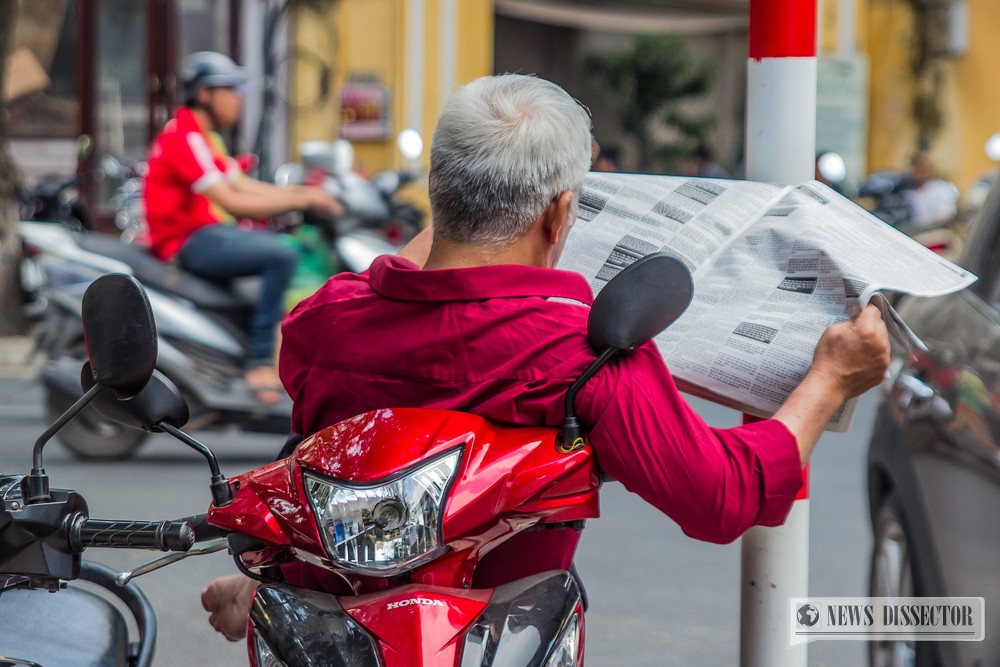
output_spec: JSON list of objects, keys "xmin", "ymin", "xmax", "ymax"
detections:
[{"xmin": 114, "ymin": 537, "xmax": 229, "ymax": 586}]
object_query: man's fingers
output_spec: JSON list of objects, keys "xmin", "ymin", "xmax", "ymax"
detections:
[
  {"xmin": 200, "ymin": 585, "xmax": 215, "ymax": 612},
  {"xmin": 856, "ymin": 302, "xmax": 883, "ymax": 325},
  {"xmin": 854, "ymin": 304, "xmax": 889, "ymax": 338}
]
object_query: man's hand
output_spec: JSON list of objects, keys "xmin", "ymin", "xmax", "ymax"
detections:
[
  {"xmin": 300, "ymin": 186, "xmax": 344, "ymax": 217},
  {"xmin": 773, "ymin": 303, "xmax": 890, "ymax": 466},
  {"xmin": 809, "ymin": 303, "xmax": 891, "ymax": 404},
  {"xmin": 201, "ymin": 574, "xmax": 259, "ymax": 641}
]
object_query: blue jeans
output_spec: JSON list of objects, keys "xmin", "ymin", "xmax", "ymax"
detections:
[{"xmin": 178, "ymin": 224, "xmax": 298, "ymax": 368}]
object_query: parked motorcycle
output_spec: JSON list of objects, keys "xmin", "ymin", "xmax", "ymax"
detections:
[
  {"xmin": 0, "ymin": 254, "xmax": 692, "ymax": 665},
  {"xmin": 18, "ymin": 152, "xmax": 146, "ymax": 236},
  {"xmin": 17, "ymin": 173, "xmax": 94, "ymax": 233},
  {"xmin": 18, "ymin": 131, "xmax": 425, "ymax": 461},
  {"xmin": 274, "ymin": 129, "xmax": 425, "ymax": 246},
  {"xmin": 857, "ymin": 168, "xmax": 965, "ymax": 262},
  {"xmin": 18, "ymin": 134, "xmax": 425, "ymax": 459},
  {"xmin": 273, "ymin": 132, "xmax": 425, "ymax": 306},
  {"xmin": 19, "ymin": 218, "xmax": 401, "ymax": 461},
  {"xmin": 104, "ymin": 155, "xmax": 148, "ymax": 245}
]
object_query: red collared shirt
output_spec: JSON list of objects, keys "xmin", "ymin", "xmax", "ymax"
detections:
[
  {"xmin": 280, "ymin": 255, "xmax": 803, "ymax": 545},
  {"xmin": 144, "ymin": 108, "xmax": 239, "ymax": 260}
]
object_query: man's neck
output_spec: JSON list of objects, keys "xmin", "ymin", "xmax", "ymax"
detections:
[{"xmin": 422, "ymin": 236, "xmax": 547, "ymax": 270}]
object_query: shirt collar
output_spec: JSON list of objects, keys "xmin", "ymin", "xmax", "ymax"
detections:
[{"xmin": 368, "ymin": 254, "xmax": 594, "ymax": 305}]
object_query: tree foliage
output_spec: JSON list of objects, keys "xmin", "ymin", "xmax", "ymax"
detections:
[{"xmin": 586, "ymin": 33, "xmax": 715, "ymax": 171}]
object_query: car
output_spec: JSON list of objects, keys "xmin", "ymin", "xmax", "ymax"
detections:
[{"xmin": 867, "ymin": 174, "xmax": 1000, "ymax": 666}]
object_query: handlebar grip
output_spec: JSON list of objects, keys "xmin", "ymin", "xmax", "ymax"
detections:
[
  {"xmin": 69, "ymin": 517, "xmax": 195, "ymax": 552},
  {"xmin": 175, "ymin": 513, "xmax": 227, "ymax": 542}
]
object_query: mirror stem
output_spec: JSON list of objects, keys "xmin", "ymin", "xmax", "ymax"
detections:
[
  {"xmin": 158, "ymin": 423, "xmax": 233, "ymax": 506},
  {"xmin": 27, "ymin": 383, "xmax": 105, "ymax": 504},
  {"xmin": 561, "ymin": 347, "xmax": 618, "ymax": 451}
]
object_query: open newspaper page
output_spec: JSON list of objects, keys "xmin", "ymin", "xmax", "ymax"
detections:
[{"xmin": 557, "ymin": 173, "xmax": 977, "ymax": 432}]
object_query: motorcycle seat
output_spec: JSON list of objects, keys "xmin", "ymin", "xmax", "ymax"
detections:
[
  {"xmin": 0, "ymin": 586, "xmax": 129, "ymax": 666},
  {"xmin": 78, "ymin": 233, "xmax": 254, "ymax": 314}
]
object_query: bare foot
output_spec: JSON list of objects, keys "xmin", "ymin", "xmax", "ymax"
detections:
[
  {"xmin": 201, "ymin": 574, "xmax": 260, "ymax": 641},
  {"xmin": 245, "ymin": 365, "xmax": 285, "ymax": 405}
]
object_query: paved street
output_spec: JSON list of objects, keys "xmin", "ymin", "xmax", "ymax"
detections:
[{"xmin": 0, "ymin": 370, "xmax": 876, "ymax": 666}]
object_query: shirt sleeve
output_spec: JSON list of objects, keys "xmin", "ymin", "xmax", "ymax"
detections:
[
  {"xmin": 577, "ymin": 342, "xmax": 803, "ymax": 544},
  {"xmin": 163, "ymin": 131, "xmax": 225, "ymax": 194}
]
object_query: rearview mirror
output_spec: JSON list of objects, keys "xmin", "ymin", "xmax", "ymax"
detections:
[
  {"xmin": 82, "ymin": 363, "xmax": 189, "ymax": 431},
  {"xmin": 588, "ymin": 253, "xmax": 693, "ymax": 352},
  {"xmin": 81, "ymin": 273, "xmax": 157, "ymax": 398},
  {"xmin": 561, "ymin": 252, "xmax": 694, "ymax": 453}
]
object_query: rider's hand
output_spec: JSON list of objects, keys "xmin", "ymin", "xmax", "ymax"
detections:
[
  {"xmin": 302, "ymin": 187, "xmax": 344, "ymax": 217},
  {"xmin": 772, "ymin": 303, "xmax": 891, "ymax": 466},
  {"xmin": 809, "ymin": 303, "xmax": 891, "ymax": 403}
]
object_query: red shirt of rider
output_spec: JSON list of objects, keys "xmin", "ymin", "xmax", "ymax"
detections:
[
  {"xmin": 144, "ymin": 107, "xmax": 238, "ymax": 261},
  {"xmin": 280, "ymin": 255, "xmax": 804, "ymax": 551}
]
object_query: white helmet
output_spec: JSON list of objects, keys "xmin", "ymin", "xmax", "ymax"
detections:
[{"xmin": 179, "ymin": 51, "xmax": 247, "ymax": 104}]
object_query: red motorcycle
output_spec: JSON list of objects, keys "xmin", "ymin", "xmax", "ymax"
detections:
[{"xmin": 0, "ymin": 253, "xmax": 692, "ymax": 666}]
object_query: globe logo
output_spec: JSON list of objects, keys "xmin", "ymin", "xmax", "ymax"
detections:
[{"xmin": 797, "ymin": 604, "xmax": 820, "ymax": 627}]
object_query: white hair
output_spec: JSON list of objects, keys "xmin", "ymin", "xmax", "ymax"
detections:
[{"xmin": 428, "ymin": 74, "xmax": 593, "ymax": 246}]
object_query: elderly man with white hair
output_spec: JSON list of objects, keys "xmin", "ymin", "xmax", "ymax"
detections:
[{"xmin": 202, "ymin": 73, "xmax": 890, "ymax": 640}]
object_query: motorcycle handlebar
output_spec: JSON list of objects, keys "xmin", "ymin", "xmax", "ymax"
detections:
[
  {"xmin": 175, "ymin": 513, "xmax": 227, "ymax": 542},
  {"xmin": 68, "ymin": 517, "xmax": 195, "ymax": 553}
]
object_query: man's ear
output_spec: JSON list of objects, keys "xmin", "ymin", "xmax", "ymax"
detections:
[{"xmin": 542, "ymin": 191, "xmax": 575, "ymax": 245}]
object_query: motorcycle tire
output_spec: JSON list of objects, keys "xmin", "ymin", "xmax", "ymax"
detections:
[{"xmin": 45, "ymin": 387, "xmax": 148, "ymax": 460}]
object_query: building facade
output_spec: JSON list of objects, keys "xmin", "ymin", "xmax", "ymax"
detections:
[{"xmin": 9, "ymin": 0, "xmax": 997, "ymax": 220}]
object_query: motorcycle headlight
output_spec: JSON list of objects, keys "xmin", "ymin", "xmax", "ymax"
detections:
[
  {"xmin": 544, "ymin": 612, "xmax": 582, "ymax": 667},
  {"xmin": 304, "ymin": 448, "xmax": 462, "ymax": 575},
  {"xmin": 253, "ymin": 629, "xmax": 288, "ymax": 667}
]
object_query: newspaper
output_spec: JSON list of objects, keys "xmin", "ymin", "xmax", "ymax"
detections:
[{"xmin": 557, "ymin": 173, "xmax": 977, "ymax": 431}]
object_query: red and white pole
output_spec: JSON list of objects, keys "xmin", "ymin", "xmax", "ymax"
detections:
[{"xmin": 741, "ymin": 2, "xmax": 816, "ymax": 666}]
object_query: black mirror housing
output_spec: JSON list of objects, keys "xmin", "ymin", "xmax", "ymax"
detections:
[
  {"xmin": 81, "ymin": 273, "xmax": 157, "ymax": 398},
  {"xmin": 588, "ymin": 253, "xmax": 693, "ymax": 352},
  {"xmin": 561, "ymin": 253, "xmax": 694, "ymax": 451}
]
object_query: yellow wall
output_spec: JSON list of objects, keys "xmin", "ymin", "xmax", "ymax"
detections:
[
  {"xmin": 291, "ymin": 0, "xmax": 999, "ymax": 194},
  {"xmin": 818, "ymin": 0, "xmax": 1000, "ymax": 191},
  {"xmin": 290, "ymin": 0, "xmax": 494, "ymax": 176},
  {"xmin": 954, "ymin": 0, "xmax": 1000, "ymax": 188},
  {"xmin": 859, "ymin": 0, "xmax": 1000, "ymax": 190},
  {"xmin": 865, "ymin": 0, "xmax": 919, "ymax": 173}
]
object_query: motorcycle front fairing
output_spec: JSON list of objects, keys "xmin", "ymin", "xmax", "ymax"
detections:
[
  {"xmin": 209, "ymin": 407, "xmax": 598, "ymax": 666},
  {"xmin": 208, "ymin": 408, "xmax": 600, "ymax": 578},
  {"xmin": 249, "ymin": 571, "xmax": 584, "ymax": 667}
]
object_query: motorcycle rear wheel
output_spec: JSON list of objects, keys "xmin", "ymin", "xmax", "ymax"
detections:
[{"xmin": 45, "ymin": 388, "xmax": 148, "ymax": 460}]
